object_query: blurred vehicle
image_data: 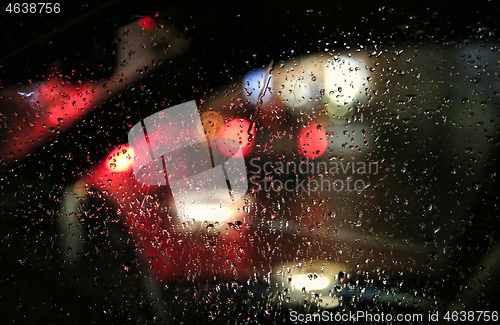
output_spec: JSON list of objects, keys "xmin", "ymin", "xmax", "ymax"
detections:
[{"xmin": 59, "ymin": 45, "xmax": 498, "ymax": 322}]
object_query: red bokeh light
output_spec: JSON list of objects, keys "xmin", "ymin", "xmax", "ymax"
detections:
[
  {"xmin": 37, "ymin": 80, "xmax": 92, "ymax": 125},
  {"xmin": 216, "ymin": 118, "xmax": 255, "ymax": 158},
  {"xmin": 297, "ymin": 122, "xmax": 327, "ymax": 159},
  {"xmin": 137, "ymin": 16, "xmax": 157, "ymax": 31}
]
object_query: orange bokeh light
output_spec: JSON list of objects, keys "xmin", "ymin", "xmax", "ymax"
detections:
[{"xmin": 106, "ymin": 144, "xmax": 134, "ymax": 172}]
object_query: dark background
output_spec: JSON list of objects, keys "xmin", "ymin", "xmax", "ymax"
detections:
[{"xmin": 0, "ymin": 0, "xmax": 499, "ymax": 323}]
